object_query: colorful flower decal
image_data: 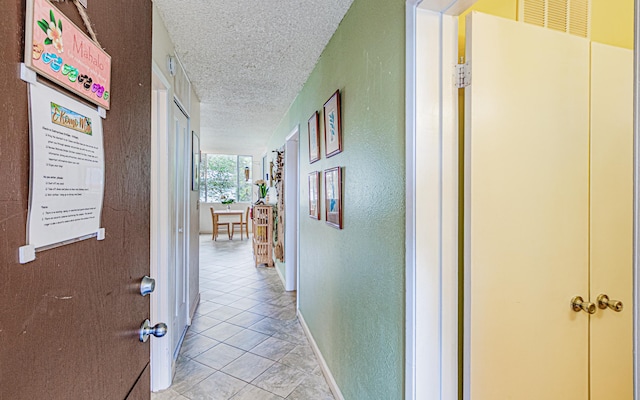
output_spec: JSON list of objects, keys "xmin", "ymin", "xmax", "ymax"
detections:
[
  {"xmin": 61, "ymin": 64, "xmax": 79, "ymax": 82},
  {"xmin": 32, "ymin": 42, "xmax": 44, "ymax": 60},
  {"xmin": 78, "ymin": 74, "xmax": 92, "ymax": 90},
  {"xmin": 37, "ymin": 10, "xmax": 63, "ymax": 53},
  {"xmin": 91, "ymin": 83, "xmax": 105, "ymax": 98},
  {"xmin": 42, "ymin": 52, "xmax": 63, "ymax": 72}
]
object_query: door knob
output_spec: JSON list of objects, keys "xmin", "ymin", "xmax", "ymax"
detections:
[
  {"xmin": 597, "ymin": 294, "xmax": 623, "ymax": 312},
  {"xmin": 139, "ymin": 276, "xmax": 156, "ymax": 296},
  {"xmin": 571, "ymin": 296, "xmax": 596, "ymax": 314},
  {"xmin": 139, "ymin": 319, "xmax": 167, "ymax": 342}
]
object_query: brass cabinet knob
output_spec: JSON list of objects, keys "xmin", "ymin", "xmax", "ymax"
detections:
[
  {"xmin": 597, "ymin": 294, "xmax": 623, "ymax": 312},
  {"xmin": 571, "ymin": 296, "xmax": 596, "ymax": 314}
]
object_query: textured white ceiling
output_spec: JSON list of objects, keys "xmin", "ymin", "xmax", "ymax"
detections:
[{"xmin": 153, "ymin": 0, "xmax": 354, "ymax": 158}]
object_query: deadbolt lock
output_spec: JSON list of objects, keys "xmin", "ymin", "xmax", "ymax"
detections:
[
  {"xmin": 139, "ymin": 276, "xmax": 156, "ymax": 296},
  {"xmin": 571, "ymin": 296, "xmax": 596, "ymax": 314},
  {"xmin": 597, "ymin": 294, "xmax": 623, "ymax": 312}
]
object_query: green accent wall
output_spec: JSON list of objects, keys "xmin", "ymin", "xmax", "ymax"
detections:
[{"xmin": 265, "ymin": 0, "xmax": 406, "ymax": 398}]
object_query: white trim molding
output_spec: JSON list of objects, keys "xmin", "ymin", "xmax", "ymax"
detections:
[
  {"xmin": 406, "ymin": 1, "xmax": 464, "ymax": 399},
  {"xmin": 275, "ymin": 261, "xmax": 286, "ymax": 288},
  {"xmin": 419, "ymin": 0, "xmax": 477, "ymax": 14},
  {"xmin": 405, "ymin": 2, "xmax": 419, "ymax": 399},
  {"xmin": 298, "ymin": 311, "xmax": 345, "ymax": 400},
  {"xmin": 150, "ymin": 60, "xmax": 173, "ymax": 392}
]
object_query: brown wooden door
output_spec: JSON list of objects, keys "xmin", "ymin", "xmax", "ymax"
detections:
[{"xmin": 1, "ymin": 2, "xmax": 152, "ymax": 399}]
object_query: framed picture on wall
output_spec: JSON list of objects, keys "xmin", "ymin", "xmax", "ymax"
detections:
[
  {"xmin": 191, "ymin": 131, "xmax": 200, "ymax": 191},
  {"xmin": 308, "ymin": 111, "xmax": 320, "ymax": 163},
  {"xmin": 308, "ymin": 171, "xmax": 320, "ymax": 219},
  {"xmin": 324, "ymin": 166, "xmax": 342, "ymax": 229},
  {"xmin": 323, "ymin": 90, "xmax": 342, "ymax": 158}
]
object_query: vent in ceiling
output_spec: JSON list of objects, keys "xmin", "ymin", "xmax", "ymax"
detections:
[{"xmin": 518, "ymin": 0, "xmax": 591, "ymax": 38}]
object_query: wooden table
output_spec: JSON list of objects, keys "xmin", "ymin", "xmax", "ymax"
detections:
[{"xmin": 214, "ymin": 209, "xmax": 244, "ymax": 239}]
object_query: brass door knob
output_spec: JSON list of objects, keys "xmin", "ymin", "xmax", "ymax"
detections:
[
  {"xmin": 597, "ymin": 294, "xmax": 623, "ymax": 312},
  {"xmin": 571, "ymin": 296, "xmax": 596, "ymax": 314}
]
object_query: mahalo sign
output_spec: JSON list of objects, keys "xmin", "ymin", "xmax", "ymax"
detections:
[{"xmin": 25, "ymin": 0, "xmax": 112, "ymax": 110}]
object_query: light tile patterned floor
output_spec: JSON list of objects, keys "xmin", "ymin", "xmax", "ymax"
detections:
[{"xmin": 152, "ymin": 235, "xmax": 335, "ymax": 400}]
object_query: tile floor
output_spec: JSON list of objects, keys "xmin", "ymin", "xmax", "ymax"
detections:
[{"xmin": 151, "ymin": 235, "xmax": 335, "ymax": 400}]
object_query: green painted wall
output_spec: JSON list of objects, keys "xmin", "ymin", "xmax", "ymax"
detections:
[{"xmin": 265, "ymin": 0, "xmax": 406, "ymax": 398}]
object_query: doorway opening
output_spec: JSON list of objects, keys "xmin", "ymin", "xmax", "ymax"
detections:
[
  {"xmin": 150, "ymin": 63, "xmax": 192, "ymax": 391},
  {"xmin": 406, "ymin": 0, "xmax": 638, "ymax": 398}
]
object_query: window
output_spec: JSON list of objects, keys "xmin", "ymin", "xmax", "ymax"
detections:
[{"xmin": 200, "ymin": 154, "xmax": 252, "ymax": 203}]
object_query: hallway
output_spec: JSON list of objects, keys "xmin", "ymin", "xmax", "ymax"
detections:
[{"xmin": 152, "ymin": 235, "xmax": 334, "ymax": 400}]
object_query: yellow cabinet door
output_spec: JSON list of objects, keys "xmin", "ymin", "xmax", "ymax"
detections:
[
  {"xmin": 464, "ymin": 12, "xmax": 591, "ymax": 400},
  {"xmin": 465, "ymin": 12, "xmax": 634, "ymax": 400},
  {"xmin": 589, "ymin": 42, "xmax": 633, "ymax": 400}
]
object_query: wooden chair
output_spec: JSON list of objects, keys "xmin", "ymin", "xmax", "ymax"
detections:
[
  {"xmin": 210, "ymin": 208, "xmax": 230, "ymax": 240},
  {"xmin": 231, "ymin": 207, "xmax": 250, "ymax": 240}
]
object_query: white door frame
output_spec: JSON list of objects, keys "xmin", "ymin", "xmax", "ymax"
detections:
[
  {"xmin": 150, "ymin": 61, "xmax": 192, "ymax": 392},
  {"xmin": 150, "ymin": 61, "xmax": 172, "ymax": 391},
  {"xmin": 406, "ymin": 0, "xmax": 640, "ymax": 399},
  {"xmin": 405, "ymin": 2, "xmax": 462, "ymax": 398},
  {"xmin": 172, "ymin": 100, "xmax": 191, "ymax": 361},
  {"xmin": 284, "ymin": 126, "xmax": 299, "ymax": 292}
]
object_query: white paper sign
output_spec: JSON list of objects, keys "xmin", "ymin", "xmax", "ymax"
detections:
[{"xmin": 27, "ymin": 82, "xmax": 104, "ymax": 249}]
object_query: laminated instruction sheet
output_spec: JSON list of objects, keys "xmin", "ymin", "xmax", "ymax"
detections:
[{"xmin": 27, "ymin": 81, "xmax": 104, "ymax": 249}]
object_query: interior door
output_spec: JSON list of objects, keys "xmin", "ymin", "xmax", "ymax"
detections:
[
  {"xmin": 171, "ymin": 102, "xmax": 189, "ymax": 358},
  {"xmin": 589, "ymin": 42, "xmax": 633, "ymax": 400},
  {"xmin": 465, "ymin": 12, "xmax": 634, "ymax": 400},
  {"xmin": 464, "ymin": 12, "xmax": 591, "ymax": 399},
  {"xmin": 0, "ymin": 1, "xmax": 152, "ymax": 399}
]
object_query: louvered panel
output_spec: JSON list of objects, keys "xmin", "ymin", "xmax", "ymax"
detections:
[
  {"xmin": 519, "ymin": 0, "xmax": 590, "ymax": 38},
  {"xmin": 569, "ymin": 0, "xmax": 590, "ymax": 38},
  {"xmin": 523, "ymin": 0, "xmax": 545, "ymax": 27},
  {"xmin": 547, "ymin": 0, "xmax": 568, "ymax": 32}
]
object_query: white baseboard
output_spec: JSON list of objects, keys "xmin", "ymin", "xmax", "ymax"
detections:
[
  {"xmin": 297, "ymin": 310, "xmax": 345, "ymax": 400},
  {"xmin": 275, "ymin": 263, "xmax": 286, "ymax": 288},
  {"xmin": 189, "ymin": 292, "xmax": 200, "ymax": 325}
]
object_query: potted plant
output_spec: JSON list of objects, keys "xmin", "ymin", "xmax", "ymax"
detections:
[
  {"xmin": 254, "ymin": 180, "xmax": 268, "ymax": 204},
  {"xmin": 221, "ymin": 195, "xmax": 235, "ymax": 210}
]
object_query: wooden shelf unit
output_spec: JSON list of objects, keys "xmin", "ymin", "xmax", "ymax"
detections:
[{"xmin": 252, "ymin": 205, "xmax": 273, "ymax": 267}]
